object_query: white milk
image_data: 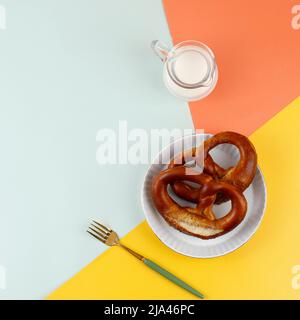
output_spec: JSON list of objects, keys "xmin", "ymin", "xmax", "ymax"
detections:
[
  {"xmin": 162, "ymin": 44, "xmax": 218, "ymax": 101},
  {"xmin": 173, "ymin": 48, "xmax": 209, "ymax": 85}
]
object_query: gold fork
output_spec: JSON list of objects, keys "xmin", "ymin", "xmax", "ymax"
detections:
[{"xmin": 87, "ymin": 220, "xmax": 204, "ymax": 299}]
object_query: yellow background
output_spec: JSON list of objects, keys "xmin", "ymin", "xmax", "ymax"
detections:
[{"xmin": 48, "ymin": 97, "xmax": 300, "ymax": 300}]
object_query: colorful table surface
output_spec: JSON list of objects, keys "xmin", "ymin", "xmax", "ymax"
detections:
[{"xmin": 1, "ymin": 0, "xmax": 300, "ymax": 299}]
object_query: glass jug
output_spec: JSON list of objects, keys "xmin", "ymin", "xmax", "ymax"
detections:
[{"xmin": 151, "ymin": 40, "xmax": 218, "ymax": 101}]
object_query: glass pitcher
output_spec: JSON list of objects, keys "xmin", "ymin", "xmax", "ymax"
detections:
[{"xmin": 151, "ymin": 40, "xmax": 218, "ymax": 101}]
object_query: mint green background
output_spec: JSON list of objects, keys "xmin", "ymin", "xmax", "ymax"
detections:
[{"xmin": 0, "ymin": 0, "xmax": 192, "ymax": 298}]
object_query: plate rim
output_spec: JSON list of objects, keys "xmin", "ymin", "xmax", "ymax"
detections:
[{"xmin": 141, "ymin": 133, "xmax": 267, "ymax": 258}]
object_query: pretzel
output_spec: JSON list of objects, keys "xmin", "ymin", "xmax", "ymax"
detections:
[
  {"xmin": 169, "ymin": 132, "xmax": 257, "ymax": 204},
  {"xmin": 151, "ymin": 166, "xmax": 247, "ymax": 239}
]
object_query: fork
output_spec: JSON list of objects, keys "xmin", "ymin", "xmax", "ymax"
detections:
[{"xmin": 87, "ymin": 220, "xmax": 204, "ymax": 299}]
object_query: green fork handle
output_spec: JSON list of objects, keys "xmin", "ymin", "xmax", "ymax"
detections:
[{"xmin": 143, "ymin": 258, "xmax": 204, "ymax": 299}]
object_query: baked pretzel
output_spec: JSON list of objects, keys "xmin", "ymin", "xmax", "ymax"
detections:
[
  {"xmin": 169, "ymin": 132, "xmax": 257, "ymax": 204},
  {"xmin": 151, "ymin": 166, "xmax": 247, "ymax": 239}
]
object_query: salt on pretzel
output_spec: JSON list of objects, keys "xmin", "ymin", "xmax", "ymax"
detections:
[{"xmin": 151, "ymin": 166, "xmax": 247, "ymax": 239}]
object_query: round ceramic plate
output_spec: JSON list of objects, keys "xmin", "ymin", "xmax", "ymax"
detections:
[{"xmin": 141, "ymin": 134, "xmax": 266, "ymax": 258}]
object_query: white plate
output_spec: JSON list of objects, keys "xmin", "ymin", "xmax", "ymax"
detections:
[{"xmin": 141, "ymin": 134, "xmax": 266, "ymax": 258}]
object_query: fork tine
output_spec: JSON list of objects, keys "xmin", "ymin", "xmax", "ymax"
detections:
[
  {"xmin": 89, "ymin": 226, "xmax": 108, "ymax": 240},
  {"xmin": 92, "ymin": 220, "xmax": 112, "ymax": 232},
  {"xmin": 88, "ymin": 227, "xmax": 107, "ymax": 241},
  {"xmin": 87, "ymin": 230, "xmax": 106, "ymax": 244},
  {"xmin": 91, "ymin": 223, "xmax": 110, "ymax": 236}
]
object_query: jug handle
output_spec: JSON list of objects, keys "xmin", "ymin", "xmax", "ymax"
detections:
[{"xmin": 151, "ymin": 40, "xmax": 170, "ymax": 62}]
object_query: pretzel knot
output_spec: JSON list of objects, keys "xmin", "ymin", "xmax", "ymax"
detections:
[
  {"xmin": 151, "ymin": 166, "xmax": 247, "ymax": 239},
  {"xmin": 168, "ymin": 131, "xmax": 257, "ymax": 204},
  {"xmin": 151, "ymin": 132, "xmax": 257, "ymax": 239}
]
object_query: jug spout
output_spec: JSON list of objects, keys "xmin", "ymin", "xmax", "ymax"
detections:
[{"xmin": 151, "ymin": 40, "xmax": 170, "ymax": 62}]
